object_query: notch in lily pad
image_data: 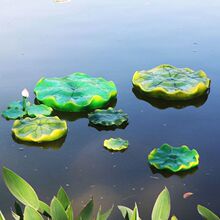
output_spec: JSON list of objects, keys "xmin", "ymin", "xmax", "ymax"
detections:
[
  {"xmin": 2, "ymin": 89, "xmax": 53, "ymax": 120},
  {"xmin": 88, "ymin": 107, "xmax": 128, "ymax": 129},
  {"xmin": 104, "ymin": 138, "xmax": 129, "ymax": 151},
  {"xmin": 148, "ymin": 144, "xmax": 200, "ymax": 172}
]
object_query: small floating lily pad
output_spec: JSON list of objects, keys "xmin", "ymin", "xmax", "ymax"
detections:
[
  {"xmin": 88, "ymin": 107, "xmax": 128, "ymax": 127},
  {"xmin": 104, "ymin": 138, "xmax": 129, "ymax": 151},
  {"xmin": 12, "ymin": 116, "xmax": 67, "ymax": 143},
  {"xmin": 148, "ymin": 144, "xmax": 199, "ymax": 172},
  {"xmin": 132, "ymin": 64, "xmax": 210, "ymax": 100},
  {"xmin": 2, "ymin": 101, "xmax": 53, "ymax": 120},
  {"xmin": 34, "ymin": 73, "xmax": 117, "ymax": 112}
]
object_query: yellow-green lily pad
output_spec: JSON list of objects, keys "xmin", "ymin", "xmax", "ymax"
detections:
[
  {"xmin": 148, "ymin": 144, "xmax": 200, "ymax": 172},
  {"xmin": 12, "ymin": 116, "xmax": 67, "ymax": 143},
  {"xmin": 88, "ymin": 107, "xmax": 128, "ymax": 127},
  {"xmin": 104, "ymin": 138, "xmax": 129, "ymax": 151},
  {"xmin": 133, "ymin": 64, "xmax": 210, "ymax": 100},
  {"xmin": 34, "ymin": 73, "xmax": 117, "ymax": 112}
]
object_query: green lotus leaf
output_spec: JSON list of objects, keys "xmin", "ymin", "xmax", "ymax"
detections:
[
  {"xmin": 104, "ymin": 138, "xmax": 129, "ymax": 151},
  {"xmin": 132, "ymin": 64, "xmax": 210, "ymax": 100},
  {"xmin": 88, "ymin": 107, "xmax": 128, "ymax": 127},
  {"xmin": 34, "ymin": 73, "xmax": 117, "ymax": 112},
  {"xmin": 26, "ymin": 104, "xmax": 53, "ymax": 117},
  {"xmin": 2, "ymin": 100, "xmax": 52, "ymax": 120},
  {"xmin": 148, "ymin": 144, "xmax": 200, "ymax": 172},
  {"xmin": 12, "ymin": 116, "xmax": 67, "ymax": 143}
]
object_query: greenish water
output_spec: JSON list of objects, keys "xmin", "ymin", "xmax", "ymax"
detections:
[{"xmin": 0, "ymin": 0, "xmax": 220, "ymax": 219}]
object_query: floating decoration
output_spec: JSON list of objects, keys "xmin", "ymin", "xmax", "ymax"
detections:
[
  {"xmin": 88, "ymin": 107, "xmax": 128, "ymax": 127},
  {"xmin": 103, "ymin": 138, "xmax": 129, "ymax": 151},
  {"xmin": 148, "ymin": 144, "xmax": 199, "ymax": 172},
  {"xmin": 34, "ymin": 73, "xmax": 117, "ymax": 112},
  {"xmin": 2, "ymin": 89, "xmax": 53, "ymax": 120},
  {"xmin": 12, "ymin": 116, "xmax": 67, "ymax": 143},
  {"xmin": 132, "ymin": 64, "xmax": 210, "ymax": 100}
]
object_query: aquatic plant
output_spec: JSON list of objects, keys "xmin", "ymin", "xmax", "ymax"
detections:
[
  {"xmin": 34, "ymin": 73, "xmax": 117, "ymax": 112},
  {"xmin": 1, "ymin": 167, "xmax": 113, "ymax": 220},
  {"xmin": 119, "ymin": 187, "xmax": 220, "ymax": 220},
  {"xmin": 2, "ymin": 89, "xmax": 53, "ymax": 120},
  {"xmin": 103, "ymin": 138, "xmax": 129, "ymax": 151},
  {"xmin": 12, "ymin": 116, "xmax": 67, "ymax": 143},
  {"xmin": 148, "ymin": 144, "xmax": 199, "ymax": 172},
  {"xmin": 0, "ymin": 167, "xmax": 219, "ymax": 220},
  {"xmin": 132, "ymin": 64, "xmax": 210, "ymax": 100},
  {"xmin": 88, "ymin": 107, "xmax": 128, "ymax": 127}
]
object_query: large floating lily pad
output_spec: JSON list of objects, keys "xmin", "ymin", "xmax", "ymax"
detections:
[
  {"xmin": 132, "ymin": 64, "xmax": 210, "ymax": 100},
  {"xmin": 104, "ymin": 138, "xmax": 129, "ymax": 151},
  {"xmin": 88, "ymin": 107, "xmax": 128, "ymax": 127},
  {"xmin": 12, "ymin": 116, "xmax": 67, "ymax": 143},
  {"xmin": 34, "ymin": 73, "xmax": 117, "ymax": 112},
  {"xmin": 148, "ymin": 144, "xmax": 199, "ymax": 172},
  {"xmin": 2, "ymin": 101, "xmax": 53, "ymax": 120}
]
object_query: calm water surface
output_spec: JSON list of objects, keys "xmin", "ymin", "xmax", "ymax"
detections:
[{"xmin": 0, "ymin": 0, "xmax": 220, "ymax": 219}]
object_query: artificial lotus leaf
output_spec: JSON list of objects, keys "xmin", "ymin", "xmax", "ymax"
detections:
[
  {"xmin": 104, "ymin": 138, "xmax": 129, "ymax": 151},
  {"xmin": 26, "ymin": 104, "xmax": 53, "ymax": 117},
  {"xmin": 88, "ymin": 107, "xmax": 128, "ymax": 127},
  {"xmin": 132, "ymin": 64, "xmax": 210, "ymax": 100},
  {"xmin": 12, "ymin": 116, "xmax": 67, "ymax": 143},
  {"xmin": 2, "ymin": 101, "xmax": 52, "ymax": 120},
  {"xmin": 34, "ymin": 73, "xmax": 117, "ymax": 112},
  {"xmin": 148, "ymin": 144, "xmax": 199, "ymax": 172}
]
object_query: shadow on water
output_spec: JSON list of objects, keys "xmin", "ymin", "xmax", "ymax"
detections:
[
  {"xmin": 12, "ymin": 134, "xmax": 66, "ymax": 150},
  {"xmin": 132, "ymin": 87, "xmax": 209, "ymax": 110},
  {"xmin": 150, "ymin": 165, "xmax": 198, "ymax": 178},
  {"xmin": 88, "ymin": 121, "xmax": 128, "ymax": 131}
]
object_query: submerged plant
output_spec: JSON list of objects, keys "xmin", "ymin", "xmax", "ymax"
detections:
[
  {"xmin": 103, "ymin": 138, "xmax": 129, "ymax": 151},
  {"xmin": 12, "ymin": 116, "xmax": 67, "ymax": 143},
  {"xmin": 34, "ymin": 73, "xmax": 117, "ymax": 112},
  {"xmin": 132, "ymin": 64, "xmax": 210, "ymax": 100},
  {"xmin": 88, "ymin": 107, "xmax": 128, "ymax": 127},
  {"xmin": 2, "ymin": 89, "xmax": 53, "ymax": 120},
  {"xmin": 148, "ymin": 143, "xmax": 200, "ymax": 172}
]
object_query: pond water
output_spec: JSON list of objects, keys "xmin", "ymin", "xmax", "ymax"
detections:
[{"xmin": 0, "ymin": 0, "xmax": 220, "ymax": 219}]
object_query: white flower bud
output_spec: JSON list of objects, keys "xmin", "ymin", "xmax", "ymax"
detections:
[{"xmin": 22, "ymin": 88, "xmax": 29, "ymax": 98}]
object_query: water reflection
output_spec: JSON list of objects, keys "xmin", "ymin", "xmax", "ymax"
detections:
[
  {"xmin": 150, "ymin": 166, "xmax": 198, "ymax": 178},
  {"xmin": 12, "ymin": 134, "xmax": 66, "ymax": 150},
  {"xmin": 132, "ymin": 88, "xmax": 209, "ymax": 109}
]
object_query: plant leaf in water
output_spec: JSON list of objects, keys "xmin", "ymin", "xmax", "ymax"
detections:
[
  {"xmin": 96, "ymin": 205, "xmax": 114, "ymax": 220},
  {"xmin": 151, "ymin": 187, "xmax": 171, "ymax": 220},
  {"xmin": 88, "ymin": 107, "xmax": 128, "ymax": 127},
  {"xmin": 39, "ymin": 200, "xmax": 51, "ymax": 216},
  {"xmin": 197, "ymin": 205, "xmax": 220, "ymax": 220},
  {"xmin": 34, "ymin": 73, "xmax": 117, "ymax": 112},
  {"xmin": 57, "ymin": 187, "xmax": 71, "ymax": 210},
  {"xmin": 26, "ymin": 104, "xmax": 53, "ymax": 117},
  {"xmin": 76, "ymin": 199, "xmax": 93, "ymax": 220},
  {"xmin": 66, "ymin": 204, "xmax": 74, "ymax": 220},
  {"xmin": 23, "ymin": 206, "xmax": 44, "ymax": 220},
  {"xmin": 148, "ymin": 143, "xmax": 200, "ymax": 172},
  {"xmin": 171, "ymin": 215, "xmax": 178, "ymax": 220},
  {"xmin": 104, "ymin": 138, "xmax": 129, "ymax": 151},
  {"xmin": 12, "ymin": 116, "xmax": 67, "ymax": 143},
  {"xmin": 118, "ymin": 205, "xmax": 141, "ymax": 220},
  {"xmin": 0, "ymin": 211, "xmax": 5, "ymax": 220},
  {"xmin": 2, "ymin": 167, "xmax": 40, "ymax": 210},
  {"xmin": 50, "ymin": 197, "xmax": 68, "ymax": 220},
  {"xmin": 132, "ymin": 64, "xmax": 210, "ymax": 100}
]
